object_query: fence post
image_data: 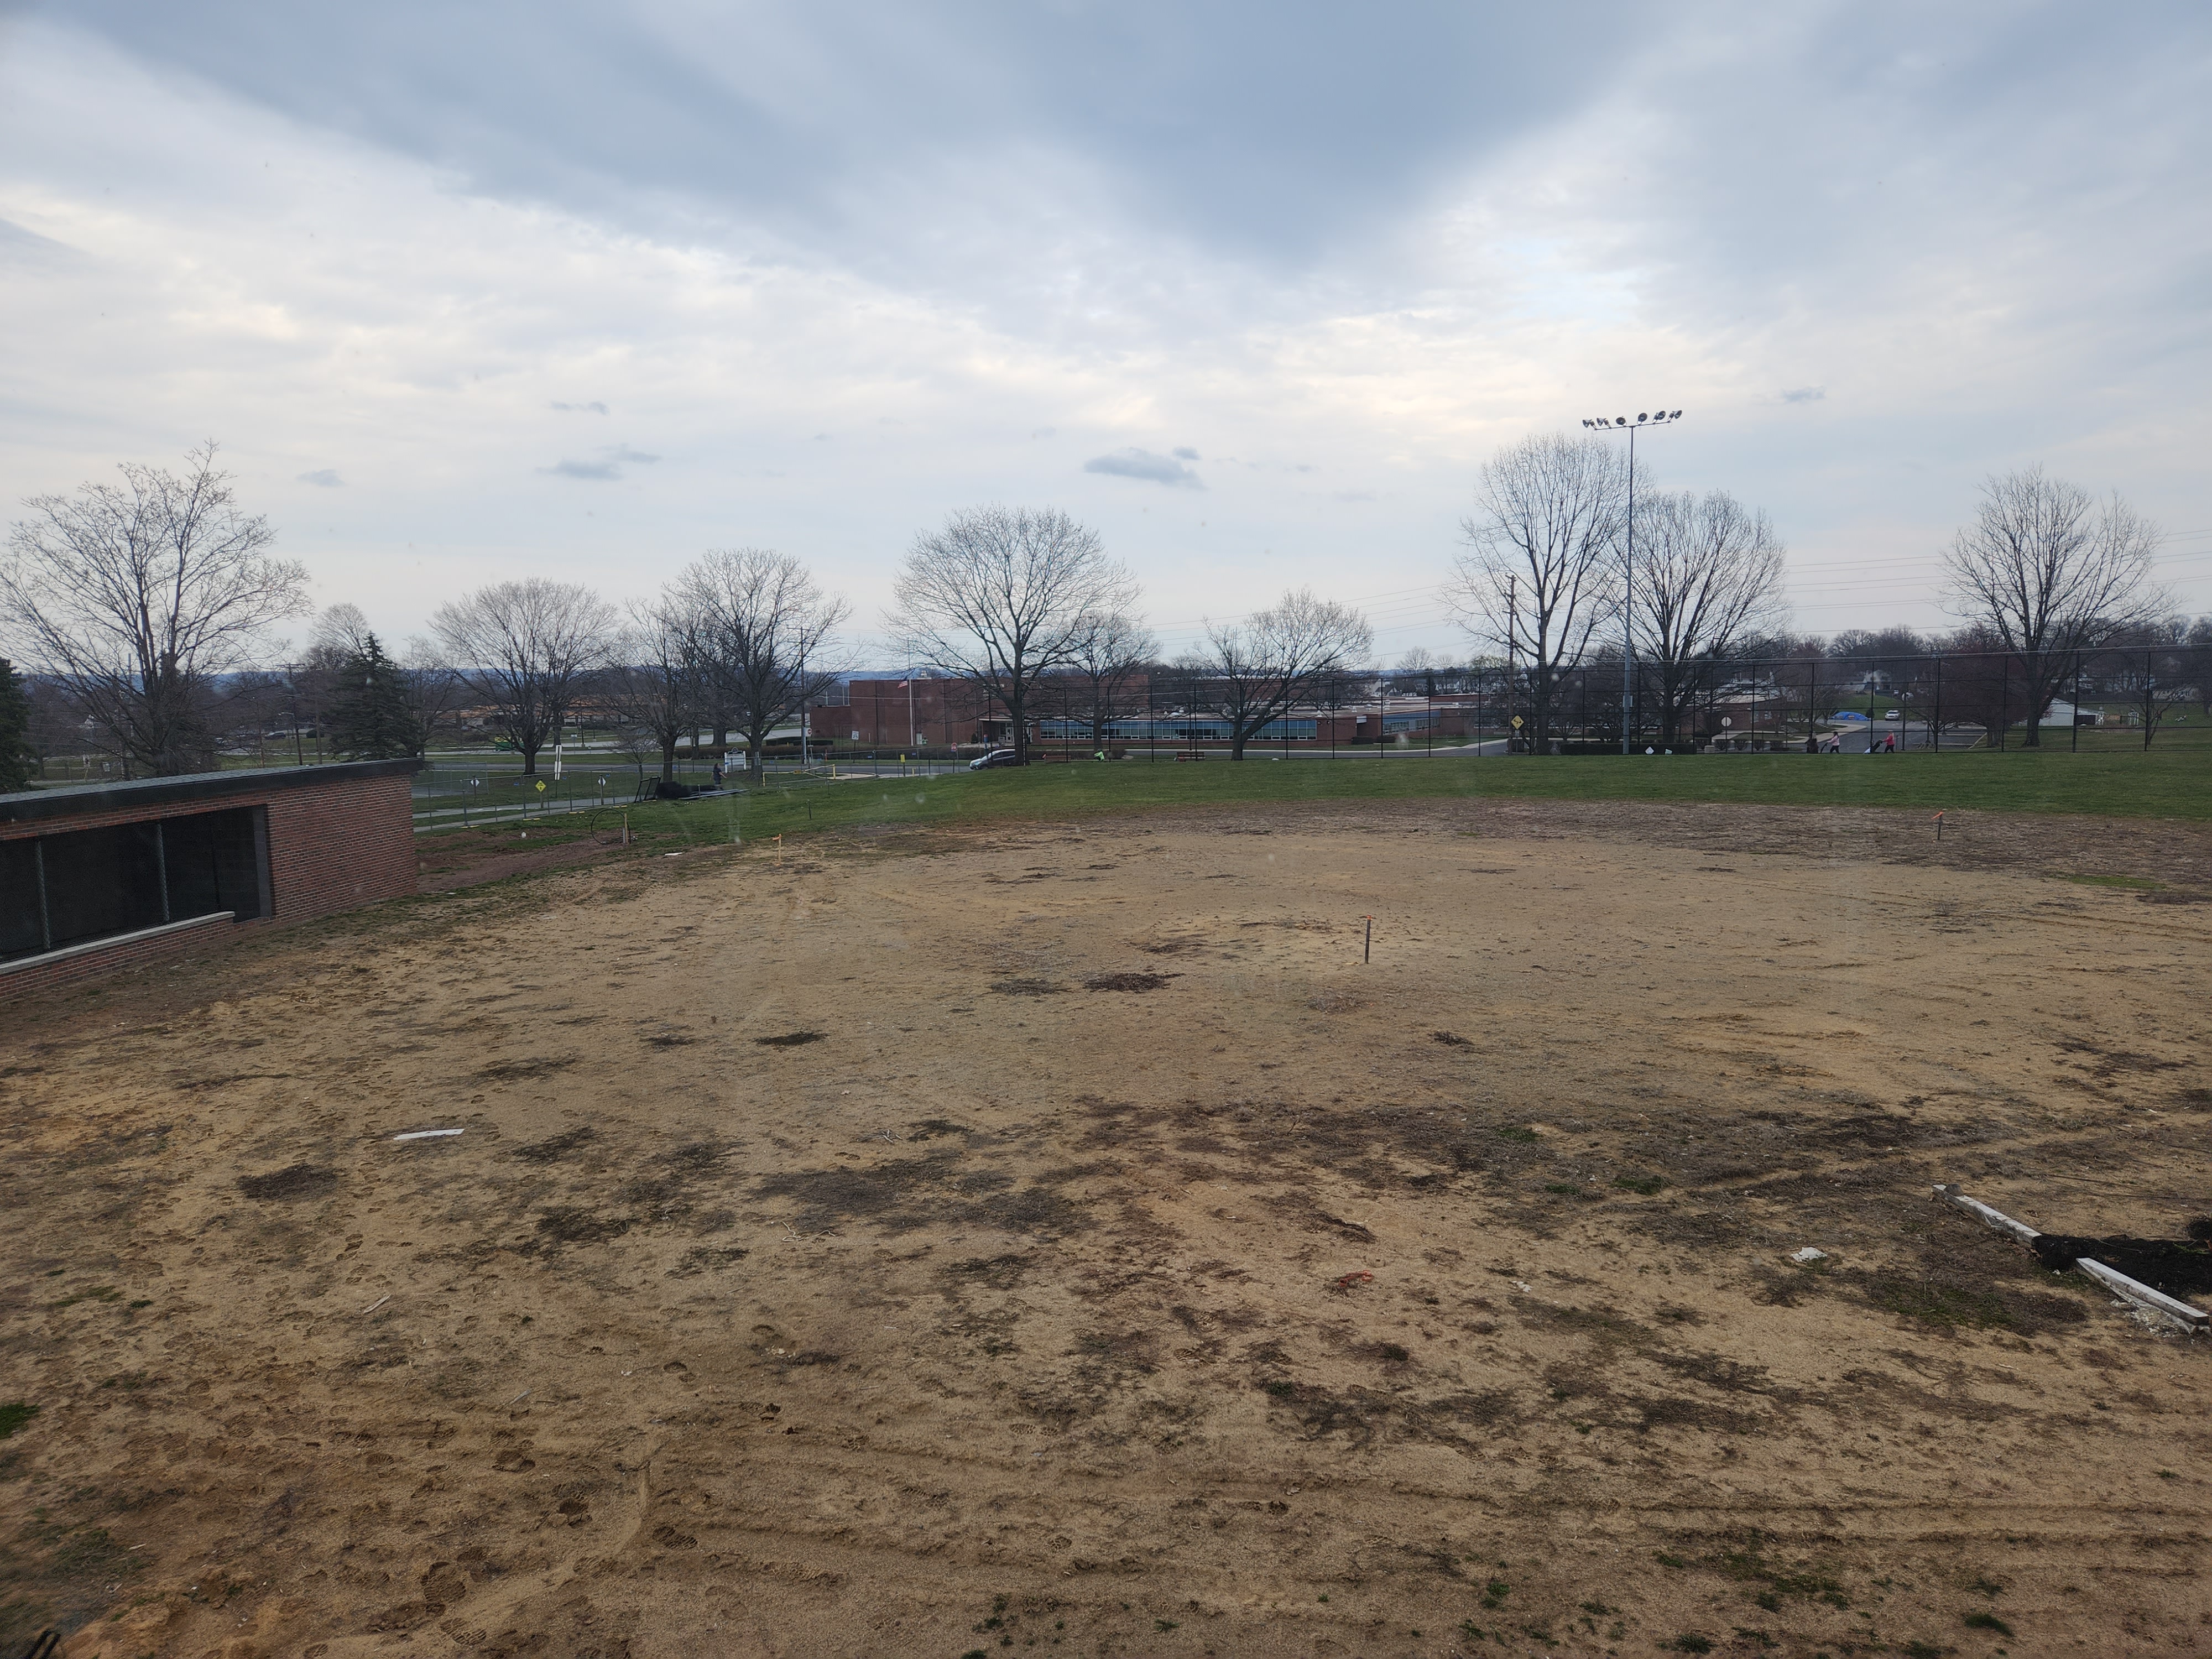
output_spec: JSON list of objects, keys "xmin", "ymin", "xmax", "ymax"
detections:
[{"xmin": 2146, "ymin": 646, "xmax": 2155, "ymax": 752}]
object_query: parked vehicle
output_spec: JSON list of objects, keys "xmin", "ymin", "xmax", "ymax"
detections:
[{"xmin": 968, "ymin": 749, "xmax": 1023, "ymax": 770}]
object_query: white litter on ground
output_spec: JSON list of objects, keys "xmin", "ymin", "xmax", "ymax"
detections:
[
  {"xmin": 1792, "ymin": 1247, "xmax": 1828, "ymax": 1264},
  {"xmin": 393, "ymin": 1129, "xmax": 465, "ymax": 1141}
]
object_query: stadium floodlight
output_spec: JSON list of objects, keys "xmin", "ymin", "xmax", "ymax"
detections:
[{"xmin": 1580, "ymin": 404, "xmax": 1685, "ymax": 753}]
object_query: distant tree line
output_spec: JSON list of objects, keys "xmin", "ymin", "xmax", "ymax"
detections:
[{"xmin": 0, "ymin": 442, "xmax": 2199, "ymax": 784}]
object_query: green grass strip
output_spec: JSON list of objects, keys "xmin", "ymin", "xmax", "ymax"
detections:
[{"xmin": 427, "ymin": 748, "xmax": 2211, "ymax": 862}]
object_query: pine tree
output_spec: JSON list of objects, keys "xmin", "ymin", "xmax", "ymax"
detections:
[
  {"xmin": 323, "ymin": 635, "xmax": 420, "ymax": 759},
  {"xmin": 0, "ymin": 658, "xmax": 35, "ymax": 790}
]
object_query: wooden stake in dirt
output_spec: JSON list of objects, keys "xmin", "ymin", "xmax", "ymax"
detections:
[
  {"xmin": 1363, "ymin": 915, "xmax": 1373, "ymax": 963},
  {"xmin": 1933, "ymin": 810, "xmax": 1944, "ymax": 843}
]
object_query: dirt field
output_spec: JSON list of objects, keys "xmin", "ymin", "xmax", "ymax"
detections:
[{"xmin": 4, "ymin": 797, "xmax": 2209, "ymax": 1659}]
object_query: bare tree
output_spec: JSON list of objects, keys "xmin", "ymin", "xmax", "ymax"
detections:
[
  {"xmin": 679, "ymin": 549, "xmax": 848, "ymax": 782},
  {"xmin": 1, "ymin": 443, "xmax": 310, "ymax": 775},
  {"xmin": 1448, "ymin": 433, "xmax": 1626, "ymax": 753},
  {"xmin": 1942, "ymin": 466, "xmax": 2167, "ymax": 748},
  {"xmin": 2094, "ymin": 618, "xmax": 2194, "ymax": 749},
  {"xmin": 1631, "ymin": 489, "xmax": 1790, "ymax": 742},
  {"xmin": 1065, "ymin": 609, "xmax": 1156, "ymax": 749},
  {"xmin": 605, "ymin": 593, "xmax": 705, "ymax": 787},
  {"xmin": 397, "ymin": 636, "xmax": 466, "ymax": 750},
  {"xmin": 1185, "ymin": 588, "xmax": 1372, "ymax": 760},
  {"xmin": 888, "ymin": 505, "xmax": 1133, "ymax": 764},
  {"xmin": 312, "ymin": 602, "xmax": 375, "ymax": 659},
  {"xmin": 431, "ymin": 578, "xmax": 618, "ymax": 775},
  {"xmin": 1388, "ymin": 647, "xmax": 1442, "ymax": 697}
]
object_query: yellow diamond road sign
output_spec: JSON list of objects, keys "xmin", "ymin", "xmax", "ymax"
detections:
[
  {"xmin": 534, "ymin": 779, "xmax": 546, "ymax": 793},
  {"xmin": 1510, "ymin": 716, "xmax": 1524, "ymax": 729}
]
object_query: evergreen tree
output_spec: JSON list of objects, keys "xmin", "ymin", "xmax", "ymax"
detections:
[
  {"xmin": 0, "ymin": 658, "xmax": 34, "ymax": 789},
  {"xmin": 324, "ymin": 634, "xmax": 421, "ymax": 759}
]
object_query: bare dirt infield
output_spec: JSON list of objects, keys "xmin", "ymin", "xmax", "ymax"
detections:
[{"xmin": 4, "ymin": 797, "xmax": 2209, "ymax": 1659}]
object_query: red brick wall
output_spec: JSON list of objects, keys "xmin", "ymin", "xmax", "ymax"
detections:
[
  {"xmin": 0, "ymin": 912, "xmax": 237, "ymax": 997},
  {"xmin": 1, "ymin": 771, "xmax": 416, "ymax": 998},
  {"xmin": 263, "ymin": 771, "xmax": 417, "ymax": 922}
]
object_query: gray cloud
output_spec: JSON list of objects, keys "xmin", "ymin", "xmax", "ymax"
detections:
[
  {"xmin": 7, "ymin": 1, "xmax": 2211, "ymax": 638},
  {"xmin": 297, "ymin": 468, "xmax": 344, "ymax": 487},
  {"xmin": 51, "ymin": 2, "xmax": 1661, "ymax": 281},
  {"xmin": 550, "ymin": 399, "xmax": 608, "ymax": 414},
  {"xmin": 1171, "ymin": 446, "xmax": 1200, "ymax": 460},
  {"xmin": 1781, "ymin": 387, "xmax": 1826, "ymax": 404},
  {"xmin": 0, "ymin": 215, "xmax": 80, "ymax": 267},
  {"xmin": 1084, "ymin": 448, "xmax": 1203, "ymax": 488},
  {"xmin": 545, "ymin": 443, "xmax": 660, "ymax": 479}
]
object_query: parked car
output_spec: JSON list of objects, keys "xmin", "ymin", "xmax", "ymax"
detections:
[{"xmin": 968, "ymin": 749, "xmax": 1023, "ymax": 770}]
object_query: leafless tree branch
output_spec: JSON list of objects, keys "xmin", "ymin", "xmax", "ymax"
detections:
[
  {"xmin": 679, "ymin": 549, "xmax": 848, "ymax": 781},
  {"xmin": 1, "ymin": 442, "xmax": 309, "ymax": 775},
  {"xmin": 886, "ymin": 505, "xmax": 1133, "ymax": 763},
  {"xmin": 1447, "ymin": 433, "xmax": 1625, "ymax": 752},
  {"xmin": 1940, "ymin": 465, "xmax": 2167, "ymax": 748},
  {"xmin": 430, "ymin": 578, "xmax": 618, "ymax": 775},
  {"xmin": 1184, "ymin": 588, "xmax": 1371, "ymax": 759}
]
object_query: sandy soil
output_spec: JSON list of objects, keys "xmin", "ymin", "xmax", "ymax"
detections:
[{"xmin": 4, "ymin": 797, "xmax": 2209, "ymax": 1659}]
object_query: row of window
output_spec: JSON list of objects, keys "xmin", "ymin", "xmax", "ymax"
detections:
[
  {"xmin": 2, "ymin": 806, "xmax": 268, "ymax": 964},
  {"xmin": 1034, "ymin": 719, "xmax": 1322, "ymax": 741}
]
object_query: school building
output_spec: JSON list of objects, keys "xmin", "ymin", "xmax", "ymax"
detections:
[{"xmin": 811, "ymin": 677, "xmax": 1482, "ymax": 750}]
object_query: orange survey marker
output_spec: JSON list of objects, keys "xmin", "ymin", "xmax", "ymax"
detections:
[
  {"xmin": 1335, "ymin": 1270, "xmax": 1373, "ymax": 1290},
  {"xmin": 1933, "ymin": 810, "xmax": 1945, "ymax": 842}
]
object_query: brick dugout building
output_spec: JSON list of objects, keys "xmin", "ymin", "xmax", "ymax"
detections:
[{"xmin": 1, "ymin": 759, "xmax": 419, "ymax": 997}]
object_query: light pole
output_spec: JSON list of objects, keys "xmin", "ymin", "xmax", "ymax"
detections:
[{"xmin": 1582, "ymin": 409, "xmax": 1683, "ymax": 753}]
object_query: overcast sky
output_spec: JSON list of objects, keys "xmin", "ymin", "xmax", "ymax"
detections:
[{"xmin": 3, "ymin": 1, "xmax": 2208, "ymax": 661}]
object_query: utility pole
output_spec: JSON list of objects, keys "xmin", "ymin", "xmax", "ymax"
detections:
[
  {"xmin": 1505, "ymin": 573, "xmax": 1518, "ymax": 751},
  {"xmin": 1581, "ymin": 408, "xmax": 1684, "ymax": 752}
]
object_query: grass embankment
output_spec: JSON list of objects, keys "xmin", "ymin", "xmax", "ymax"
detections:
[{"xmin": 419, "ymin": 747, "xmax": 2212, "ymax": 869}]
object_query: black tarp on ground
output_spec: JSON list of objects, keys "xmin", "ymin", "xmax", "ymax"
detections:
[{"xmin": 2031, "ymin": 1227, "xmax": 2212, "ymax": 1296}]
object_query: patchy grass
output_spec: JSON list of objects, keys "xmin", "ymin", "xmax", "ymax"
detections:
[
  {"xmin": 416, "ymin": 748, "xmax": 2212, "ymax": 863},
  {"xmin": 1876, "ymin": 1280, "xmax": 2015, "ymax": 1331}
]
